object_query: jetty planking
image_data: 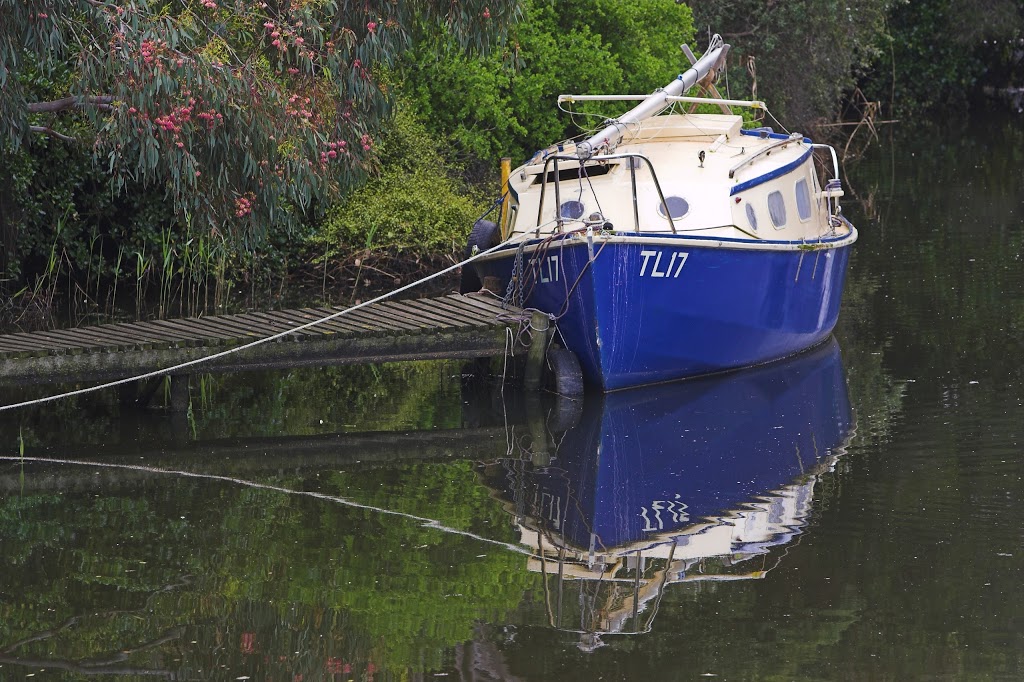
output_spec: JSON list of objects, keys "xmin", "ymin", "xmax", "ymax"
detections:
[{"xmin": 0, "ymin": 293, "xmax": 530, "ymax": 389}]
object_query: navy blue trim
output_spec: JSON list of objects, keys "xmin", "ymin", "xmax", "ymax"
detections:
[
  {"xmin": 489, "ymin": 229, "xmax": 852, "ymax": 255},
  {"xmin": 741, "ymin": 128, "xmax": 813, "ymax": 144},
  {"xmin": 612, "ymin": 231, "xmax": 853, "ymax": 247},
  {"xmin": 729, "ymin": 149, "xmax": 812, "ymax": 196}
]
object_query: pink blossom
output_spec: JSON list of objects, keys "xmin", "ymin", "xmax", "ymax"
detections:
[
  {"xmin": 366, "ymin": 21, "xmax": 377, "ymax": 34},
  {"xmin": 235, "ymin": 195, "xmax": 254, "ymax": 217}
]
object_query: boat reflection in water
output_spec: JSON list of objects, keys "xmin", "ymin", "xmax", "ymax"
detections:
[{"xmin": 479, "ymin": 338, "xmax": 854, "ymax": 648}]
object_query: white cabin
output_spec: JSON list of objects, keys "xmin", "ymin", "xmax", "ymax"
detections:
[{"xmin": 505, "ymin": 112, "xmax": 845, "ymax": 244}]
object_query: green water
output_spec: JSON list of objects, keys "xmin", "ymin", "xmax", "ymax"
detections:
[{"xmin": 1, "ymin": 107, "xmax": 1023, "ymax": 681}]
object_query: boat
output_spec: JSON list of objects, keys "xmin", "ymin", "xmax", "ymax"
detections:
[
  {"xmin": 477, "ymin": 339, "xmax": 854, "ymax": 642},
  {"xmin": 464, "ymin": 34, "xmax": 857, "ymax": 391}
]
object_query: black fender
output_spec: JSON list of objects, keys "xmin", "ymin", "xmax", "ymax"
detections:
[{"xmin": 460, "ymin": 219, "xmax": 501, "ymax": 293}]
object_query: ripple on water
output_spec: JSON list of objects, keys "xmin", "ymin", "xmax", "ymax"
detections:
[{"xmin": 828, "ymin": 400, "xmax": 1024, "ymax": 555}]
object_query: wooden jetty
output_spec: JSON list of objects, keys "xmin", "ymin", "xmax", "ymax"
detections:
[{"xmin": 0, "ymin": 293, "xmax": 551, "ymax": 404}]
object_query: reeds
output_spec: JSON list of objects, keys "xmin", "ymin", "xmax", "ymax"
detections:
[
  {"xmin": 4, "ymin": 220, "xmax": 241, "ymax": 329},
  {"xmin": 5, "ymin": 213, "xmax": 71, "ymax": 329}
]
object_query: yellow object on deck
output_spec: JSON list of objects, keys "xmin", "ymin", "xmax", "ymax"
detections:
[{"xmin": 500, "ymin": 157, "xmax": 511, "ymax": 240}]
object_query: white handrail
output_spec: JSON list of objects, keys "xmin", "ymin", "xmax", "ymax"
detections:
[
  {"xmin": 811, "ymin": 143, "xmax": 841, "ymax": 181},
  {"xmin": 666, "ymin": 96, "xmax": 765, "ymax": 109},
  {"xmin": 558, "ymin": 94, "xmax": 765, "ymax": 110}
]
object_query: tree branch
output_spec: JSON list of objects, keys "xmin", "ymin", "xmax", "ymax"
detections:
[
  {"xmin": 29, "ymin": 126, "xmax": 77, "ymax": 142},
  {"xmin": 722, "ymin": 27, "xmax": 762, "ymax": 39},
  {"xmin": 26, "ymin": 95, "xmax": 114, "ymax": 114}
]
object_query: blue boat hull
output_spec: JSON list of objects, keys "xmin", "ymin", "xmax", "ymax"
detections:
[{"xmin": 474, "ymin": 235, "xmax": 852, "ymax": 390}]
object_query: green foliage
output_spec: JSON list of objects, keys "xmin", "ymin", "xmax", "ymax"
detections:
[
  {"xmin": 687, "ymin": 0, "xmax": 892, "ymax": 128},
  {"xmin": 566, "ymin": 0, "xmax": 700, "ymax": 94},
  {"xmin": 313, "ymin": 107, "xmax": 490, "ymax": 258},
  {"xmin": 399, "ymin": 0, "xmax": 696, "ymax": 168},
  {"xmin": 0, "ymin": 456, "xmax": 533, "ymax": 676},
  {"xmin": 0, "ymin": 0, "xmax": 520, "ymax": 242},
  {"xmin": 861, "ymin": 0, "xmax": 1023, "ymax": 117}
]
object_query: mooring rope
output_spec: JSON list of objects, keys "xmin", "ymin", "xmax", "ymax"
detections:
[
  {"xmin": 0, "ymin": 236, "xmax": 527, "ymax": 413},
  {"xmin": 0, "ymin": 455, "xmax": 535, "ymax": 556}
]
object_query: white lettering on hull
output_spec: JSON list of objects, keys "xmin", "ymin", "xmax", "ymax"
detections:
[
  {"xmin": 640, "ymin": 250, "xmax": 688, "ymax": 278},
  {"xmin": 534, "ymin": 255, "xmax": 560, "ymax": 283}
]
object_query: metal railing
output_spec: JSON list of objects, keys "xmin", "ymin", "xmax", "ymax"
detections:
[{"xmin": 534, "ymin": 152, "xmax": 677, "ymax": 234}]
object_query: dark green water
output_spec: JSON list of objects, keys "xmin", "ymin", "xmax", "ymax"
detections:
[{"xmin": 1, "ymin": 108, "xmax": 1023, "ymax": 681}]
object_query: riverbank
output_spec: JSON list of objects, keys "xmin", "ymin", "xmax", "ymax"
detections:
[{"xmin": 0, "ymin": 248, "xmax": 465, "ymax": 335}]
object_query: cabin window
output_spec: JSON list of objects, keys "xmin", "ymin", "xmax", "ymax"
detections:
[
  {"xmin": 767, "ymin": 190, "xmax": 787, "ymax": 228},
  {"xmin": 533, "ymin": 163, "xmax": 614, "ymax": 185},
  {"xmin": 745, "ymin": 203, "xmax": 758, "ymax": 231},
  {"xmin": 657, "ymin": 196, "xmax": 690, "ymax": 220},
  {"xmin": 560, "ymin": 200, "xmax": 585, "ymax": 220},
  {"xmin": 795, "ymin": 178, "xmax": 812, "ymax": 221}
]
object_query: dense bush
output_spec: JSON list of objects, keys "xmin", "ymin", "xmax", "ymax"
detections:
[
  {"xmin": 313, "ymin": 106, "xmax": 490, "ymax": 260},
  {"xmin": 398, "ymin": 0, "xmax": 696, "ymax": 173}
]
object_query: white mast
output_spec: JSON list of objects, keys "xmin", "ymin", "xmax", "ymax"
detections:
[{"xmin": 575, "ymin": 34, "xmax": 728, "ymax": 160}]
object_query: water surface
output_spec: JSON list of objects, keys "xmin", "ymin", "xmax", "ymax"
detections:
[{"xmin": 2, "ymin": 107, "xmax": 1024, "ymax": 680}]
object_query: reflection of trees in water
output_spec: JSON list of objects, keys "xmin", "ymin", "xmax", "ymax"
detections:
[
  {"xmin": 0, "ymin": 359, "xmax": 466, "ymax": 451},
  {"xmin": 0, "ymin": 455, "xmax": 535, "ymax": 678},
  {"xmin": 0, "ymin": 299, "xmax": 911, "ymax": 681},
  {"xmin": 1, "ymin": 625, "xmax": 183, "ymax": 679},
  {"xmin": 0, "ymin": 573, "xmax": 189, "ymax": 679},
  {"xmin": 841, "ymin": 110, "xmax": 1024, "ymax": 383},
  {"xmin": 834, "ymin": 109, "xmax": 1024, "ymax": 453}
]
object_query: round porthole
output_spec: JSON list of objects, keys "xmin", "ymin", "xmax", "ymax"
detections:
[
  {"xmin": 745, "ymin": 202, "xmax": 758, "ymax": 231},
  {"xmin": 560, "ymin": 200, "xmax": 585, "ymax": 220},
  {"xmin": 657, "ymin": 196, "xmax": 689, "ymax": 220}
]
